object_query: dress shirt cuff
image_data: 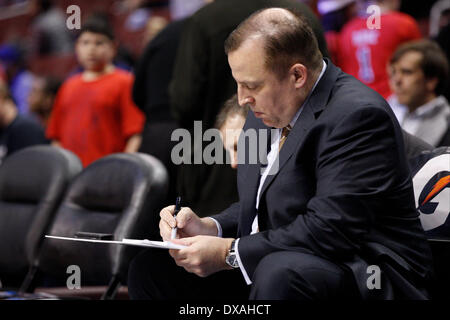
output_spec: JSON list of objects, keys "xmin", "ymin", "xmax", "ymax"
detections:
[
  {"xmin": 207, "ymin": 217, "xmax": 223, "ymax": 237},
  {"xmin": 235, "ymin": 238, "xmax": 252, "ymax": 285}
]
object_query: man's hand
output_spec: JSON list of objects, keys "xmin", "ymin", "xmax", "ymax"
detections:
[
  {"xmin": 169, "ymin": 236, "xmax": 234, "ymax": 277},
  {"xmin": 159, "ymin": 205, "xmax": 218, "ymax": 240}
]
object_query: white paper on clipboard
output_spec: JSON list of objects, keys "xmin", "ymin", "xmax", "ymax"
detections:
[{"xmin": 44, "ymin": 235, "xmax": 187, "ymax": 250}]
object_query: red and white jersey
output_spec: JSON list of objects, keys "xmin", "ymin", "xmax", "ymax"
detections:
[{"xmin": 337, "ymin": 11, "xmax": 421, "ymax": 98}]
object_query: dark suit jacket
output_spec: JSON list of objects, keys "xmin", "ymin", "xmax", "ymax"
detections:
[
  {"xmin": 133, "ymin": 19, "xmax": 186, "ymax": 125},
  {"xmin": 213, "ymin": 59, "xmax": 434, "ymax": 299},
  {"xmin": 132, "ymin": 19, "xmax": 187, "ymax": 202}
]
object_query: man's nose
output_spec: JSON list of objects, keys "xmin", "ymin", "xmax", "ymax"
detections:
[
  {"xmin": 241, "ymin": 97, "xmax": 252, "ymax": 106},
  {"xmin": 238, "ymin": 94, "xmax": 254, "ymax": 107},
  {"xmin": 237, "ymin": 87, "xmax": 254, "ymax": 107}
]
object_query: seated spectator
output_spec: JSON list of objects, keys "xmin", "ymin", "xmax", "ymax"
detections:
[
  {"xmin": 429, "ymin": 0, "xmax": 450, "ymax": 38},
  {"xmin": 215, "ymin": 94, "xmax": 249, "ymax": 169},
  {"xmin": 337, "ymin": 0, "xmax": 421, "ymax": 99},
  {"xmin": 0, "ymin": 80, "xmax": 48, "ymax": 164},
  {"xmin": 29, "ymin": 0, "xmax": 73, "ymax": 56},
  {"xmin": 0, "ymin": 43, "xmax": 35, "ymax": 115},
  {"xmin": 46, "ymin": 16, "xmax": 145, "ymax": 167},
  {"xmin": 388, "ymin": 39, "xmax": 450, "ymax": 147},
  {"xmin": 28, "ymin": 76, "xmax": 61, "ymax": 129}
]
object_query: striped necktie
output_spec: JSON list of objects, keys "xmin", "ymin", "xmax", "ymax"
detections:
[{"xmin": 278, "ymin": 125, "xmax": 292, "ymax": 151}]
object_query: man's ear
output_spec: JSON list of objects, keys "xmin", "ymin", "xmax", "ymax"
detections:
[{"xmin": 290, "ymin": 64, "xmax": 307, "ymax": 89}]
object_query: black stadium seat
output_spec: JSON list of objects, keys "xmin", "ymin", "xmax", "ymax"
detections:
[
  {"xmin": 409, "ymin": 146, "xmax": 450, "ymax": 299},
  {"xmin": 0, "ymin": 146, "xmax": 82, "ymax": 289},
  {"xmin": 32, "ymin": 153, "xmax": 168, "ymax": 299}
]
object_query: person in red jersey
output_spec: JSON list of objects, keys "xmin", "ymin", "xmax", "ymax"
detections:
[
  {"xmin": 46, "ymin": 16, "xmax": 144, "ymax": 167},
  {"xmin": 337, "ymin": 0, "xmax": 421, "ymax": 99}
]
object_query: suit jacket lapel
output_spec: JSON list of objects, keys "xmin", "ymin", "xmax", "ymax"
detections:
[
  {"xmin": 238, "ymin": 114, "xmax": 271, "ymax": 236},
  {"xmin": 258, "ymin": 58, "xmax": 340, "ymax": 205}
]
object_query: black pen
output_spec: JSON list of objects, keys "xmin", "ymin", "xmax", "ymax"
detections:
[{"xmin": 171, "ymin": 196, "xmax": 182, "ymax": 239}]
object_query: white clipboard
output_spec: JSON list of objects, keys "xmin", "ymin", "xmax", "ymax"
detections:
[{"xmin": 44, "ymin": 235, "xmax": 187, "ymax": 250}]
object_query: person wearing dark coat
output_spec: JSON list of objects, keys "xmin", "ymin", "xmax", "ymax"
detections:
[{"xmin": 132, "ymin": 19, "xmax": 188, "ymax": 202}]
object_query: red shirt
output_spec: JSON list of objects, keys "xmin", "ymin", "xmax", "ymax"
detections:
[
  {"xmin": 47, "ymin": 69, "xmax": 145, "ymax": 167},
  {"xmin": 337, "ymin": 12, "xmax": 421, "ymax": 98}
]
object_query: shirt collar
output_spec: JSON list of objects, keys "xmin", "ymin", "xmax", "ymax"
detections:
[{"xmin": 410, "ymin": 96, "xmax": 448, "ymax": 118}]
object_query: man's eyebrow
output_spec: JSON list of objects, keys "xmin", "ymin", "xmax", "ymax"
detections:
[{"xmin": 238, "ymin": 80, "xmax": 261, "ymax": 86}]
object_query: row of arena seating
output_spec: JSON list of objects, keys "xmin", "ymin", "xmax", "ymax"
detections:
[
  {"xmin": 0, "ymin": 146, "xmax": 168, "ymax": 299},
  {"xmin": 0, "ymin": 144, "xmax": 449, "ymax": 299}
]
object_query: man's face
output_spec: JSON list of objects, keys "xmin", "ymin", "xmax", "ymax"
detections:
[
  {"xmin": 219, "ymin": 114, "xmax": 246, "ymax": 169},
  {"xmin": 389, "ymin": 51, "xmax": 435, "ymax": 110},
  {"xmin": 228, "ymin": 37, "xmax": 300, "ymax": 128},
  {"xmin": 76, "ymin": 32, "xmax": 115, "ymax": 72}
]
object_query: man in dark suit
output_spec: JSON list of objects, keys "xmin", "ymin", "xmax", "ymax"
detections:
[{"xmin": 128, "ymin": 8, "xmax": 433, "ymax": 300}]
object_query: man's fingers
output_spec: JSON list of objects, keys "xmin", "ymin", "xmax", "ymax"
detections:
[
  {"xmin": 175, "ymin": 208, "xmax": 194, "ymax": 229},
  {"xmin": 169, "ymin": 248, "xmax": 187, "ymax": 260},
  {"xmin": 160, "ymin": 205, "xmax": 175, "ymax": 216},
  {"xmin": 160, "ymin": 205, "xmax": 176, "ymax": 228},
  {"xmin": 168, "ymin": 248, "xmax": 177, "ymax": 258},
  {"xmin": 159, "ymin": 219, "xmax": 172, "ymax": 241},
  {"xmin": 171, "ymin": 237, "xmax": 195, "ymax": 247},
  {"xmin": 160, "ymin": 206, "xmax": 200, "ymax": 240}
]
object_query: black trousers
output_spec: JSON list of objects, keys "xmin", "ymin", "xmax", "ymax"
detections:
[{"xmin": 127, "ymin": 248, "xmax": 361, "ymax": 300}]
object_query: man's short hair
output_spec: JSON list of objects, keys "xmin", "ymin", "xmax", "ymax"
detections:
[
  {"xmin": 224, "ymin": 8, "xmax": 323, "ymax": 79},
  {"xmin": 215, "ymin": 94, "xmax": 249, "ymax": 129},
  {"xmin": 390, "ymin": 39, "xmax": 449, "ymax": 96},
  {"xmin": 79, "ymin": 13, "xmax": 115, "ymax": 41}
]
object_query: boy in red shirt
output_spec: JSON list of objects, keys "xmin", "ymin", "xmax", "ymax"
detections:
[{"xmin": 46, "ymin": 17, "xmax": 145, "ymax": 167}]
